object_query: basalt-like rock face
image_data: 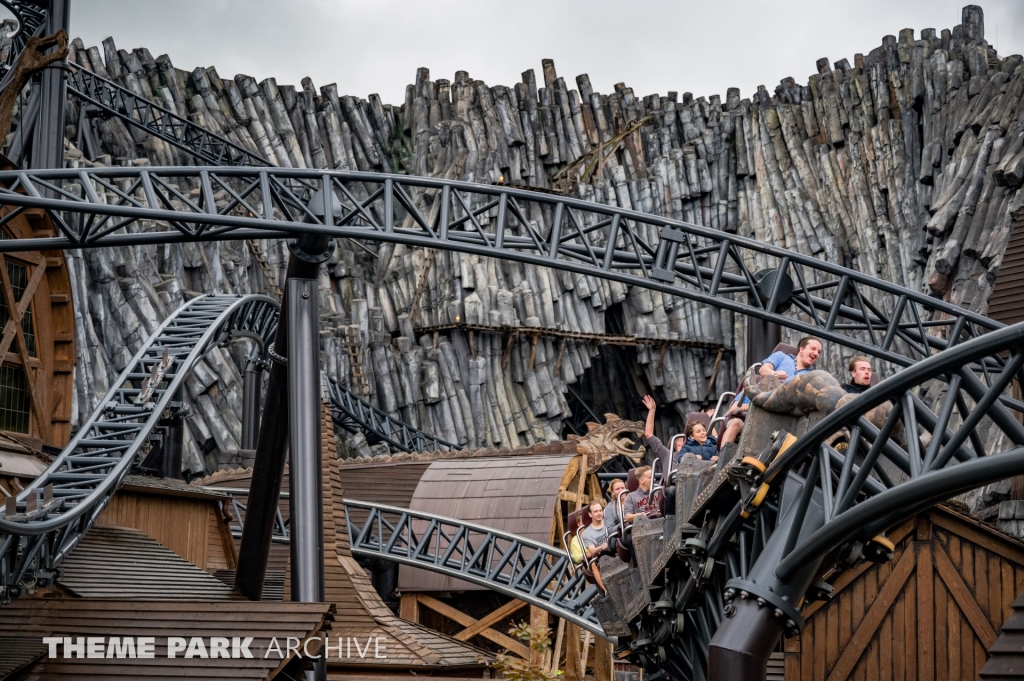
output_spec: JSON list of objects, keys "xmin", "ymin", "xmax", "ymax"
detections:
[{"xmin": 17, "ymin": 5, "xmax": 1021, "ymax": 475}]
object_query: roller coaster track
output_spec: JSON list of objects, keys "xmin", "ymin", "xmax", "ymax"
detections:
[
  {"xmin": 326, "ymin": 377, "xmax": 455, "ymax": 453},
  {"xmin": 622, "ymin": 320, "xmax": 1024, "ymax": 680},
  {"xmin": 63, "ymin": 62, "xmax": 272, "ymax": 168},
  {"xmin": 0, "ymin": 167, "xmax": 1008, "ymax": 377},
  {"xmin": 343, "ymin": 499, "xmax": 606, "ymax": 637},
  {"xmin": 0, "ymin": 293, "xmax": 279, "ymax": 601},
  {"xmin": 0, "ymin": 1, "xmax": 47, "ymax": 84}
]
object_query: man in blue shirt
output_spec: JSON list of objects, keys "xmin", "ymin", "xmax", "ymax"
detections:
[
  {"xmin": 721, "ymin": 336, "xmax": 822, "ymax": 445},
  {"xmin": 758, "ymin": 336, "xmax": 822, "ymax": 382}
]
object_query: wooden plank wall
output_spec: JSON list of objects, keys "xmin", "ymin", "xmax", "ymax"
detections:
[
  {"xmin": 95, "ymin": 491, "xmax": 234, "ymax": 571},
  {"xmin": 785, "ymin": 509, "xmax": 1024, "ymax": 680},
  {"xmin": 988, "ymin": 210, "xmax": 1024, "ymax": 325}
]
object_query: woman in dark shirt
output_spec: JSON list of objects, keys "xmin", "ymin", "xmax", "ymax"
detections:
[{"xmin": 677, "ymin": 421, "xmax": 718, "ymax": 462}]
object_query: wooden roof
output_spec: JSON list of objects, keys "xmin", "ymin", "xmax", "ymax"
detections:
[
  {"xmin": 56, "ymin": 525, "xmax": 240, "ymax": 600},
  {"xmin": 0, "ymin": 599, "xmax": 333, "ymax": 680},
  {"xmin": 398, "ymin": 454, "xmax": 574, "ymax": 592},
  {"xmin": 982, "ymin": 589, "xmax": 1024, "ymax": 678},
  {"xmin": 334, "ymin": 414, "xmax": 643, "ymax": 474}
]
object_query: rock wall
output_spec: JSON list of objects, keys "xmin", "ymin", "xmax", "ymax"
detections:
[{"xmin": 18, "ymin": 5, "xmax": 1024, "ymax": 472}]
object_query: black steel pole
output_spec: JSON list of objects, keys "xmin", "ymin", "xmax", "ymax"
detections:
[
  {"xmin": 30, "ymin": 0, "xmax": 70, "ymax": 172},
  {"xmin": 159, "ymin": 389, "xmax": 184, "ymax": 480},
  {"xmin": 708, "ymin": 473, "xmax": 826, "ymax": 681},
  {"xmin": 234, "ymin": 234, "xmax": 330, "ymax": 601},
  {"xmin": 241, "ymin": 359, "xmax": 263, "ymax": 450},
  {"xmin": 287, "ymin": 276, "xmax": 325, "ymax": 681}
]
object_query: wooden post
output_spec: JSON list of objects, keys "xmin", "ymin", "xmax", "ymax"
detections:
[
  {"xmin": 530, "ymin": 605, "xmax": 547, "ymax": 668},
  {"xmin": 549, "ymin": 617, "xmax": 566, "ymax": 674},
  {"xmin": 594, "ymin": 636, "xmax": 613, "ymax": 681},
  {"xmin": 916, "ymin": 517, "xmax": 935, "ymax": 681},
  {"xmin": 399, "ymin": 592, "xmax": 419, "ymax": 623},
  {"xmin": 564, "ymin": 623, "xmax": 583, "ymax": 681},
  {"xmin": 579, "ymin": 630, "xmax": 593, "ymax": 677}
]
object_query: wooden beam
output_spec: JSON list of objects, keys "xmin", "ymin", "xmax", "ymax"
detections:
[
  {"xmin": 929, "ymin": 510, "xmax": 1024, "ymax": 567},
  {"xmin": 558, "ymin": 489, "xmax": 591, "ymax": 504},
  {"xmin": 530, "ymin": 605, "xmax": 547, "ymax": 667},
  {"xmin": 574, "ymin": 453, "xmax": 588, "ymax": 513},
  {"xmin": 0, "ymin": 255, "xmax": 48, "ymax": 439},
  {"xmin": 416, "ymin": 593, "xmax": 530, "ymax": 658},
  {"xmin": 917, "ymin": 540, "xmax": 935, "ymax": 681},
  {"xmin": 933, "ymin": 540, "xmax": 998, "ymax": 648},
  {"xmin": 549, "ymin": 613, "xmax": 566, "ymax": 674},
  {"xmin": 453, "ymin": 598, "xmax": 528, "ymax": 642},
  {"xmin": 399, "ymin": 593, "xmax": 419, "ymax": 623},
  {"xmin": 825, "ymin": 545, "xmax": 916, "ymax": 681}
]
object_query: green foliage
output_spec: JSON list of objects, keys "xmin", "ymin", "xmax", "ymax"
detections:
[{"xmin": 492, "ymin": 622, "xmax": 563, "ymax": 681}]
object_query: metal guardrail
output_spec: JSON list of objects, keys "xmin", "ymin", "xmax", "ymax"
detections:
[
  {"xmin": 0, "ymin": 293, "xmax": 279, "ymax": 600},
  {"xmin": 343, "ymin": 499, "xmax": 607, "ymax": 638}
]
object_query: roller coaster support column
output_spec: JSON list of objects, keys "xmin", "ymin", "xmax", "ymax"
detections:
[
  {"xmin": 709, "ymin": 474, "xmax": 826, "ymax": 680},
  {"xmin": 30, "ymin": 0, "xmax": 69, "ymax": 172},
  {"xmin": 234, "ymin": 235, "xmax": 333, "ymax": 601},
  {"xmin": 159, "ymin": 388, "xmax": 185, "ymax": 480},
  {"xmin": 241, "ymin": 358, "xmax": 264, "ymax": 450},
  {"xmin": 288, "ymin": 274, "xmax": 326, "ymax": 681}
]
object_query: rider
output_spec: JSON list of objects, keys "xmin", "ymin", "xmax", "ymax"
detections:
[
  {"xmin": 842, "ymin": 356, "xmax": 873, "ymax": 394},
  {"xmin": 623, "ymin": 466, "xmax": 655, "ymax": 523},
  {"xmin": 581, "ymin": 500, "xmax": 609, "ymax": 591},
  {"xmin": 721, "ymin": 336, "xmax": 823, "ymax": 445},
  {"xmin": 604, "ymin": 478, "xmax": 627, "ymax": 535},
  {"xmin": 677, "ymin": 420, "xmax": 718, "ymax": 462}
]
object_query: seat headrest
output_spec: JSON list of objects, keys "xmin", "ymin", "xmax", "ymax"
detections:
[
  {"xmin": 626, "ymin": 469, "xmax": 639, "ymax": 492},
  {"xmin": 567, "ymin": 509, "xmax": 582, "ymax": 533},
  {"xmin": 686, "ymin": 412, "xmax": 711, "ymax": 429},
  {"xmin": 773, "ymin": 342, "xmax": 798, "ymax": 356},
  {"xmin": 567, "ymin": 508, "xmax": 592, "ymax": 533},
  {"xmin": 869, "ymin": 371, "xmax": 879, "ymax": 386}
]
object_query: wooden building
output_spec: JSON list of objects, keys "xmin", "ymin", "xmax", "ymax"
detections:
[
  {"xmin": 0, "ymin": 177, "xmax": 75, "ymax": 449},
  {"xmin": 783, "ymin": 505, "xmax": 1024, "ymax": 680},
  {"xmin": 989, "ymin": 209, "xmax": 1024, "ymax": 326}
]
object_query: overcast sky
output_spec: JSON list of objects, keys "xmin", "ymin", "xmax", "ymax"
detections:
[{"xmin": 64, "ymin": 1, "xmax": 1024, "ymax": 105}]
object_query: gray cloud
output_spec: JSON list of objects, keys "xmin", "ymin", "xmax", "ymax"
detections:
[{"xmin": 68, "ymin": 0, "xmax": 1024, "ymax": 104}]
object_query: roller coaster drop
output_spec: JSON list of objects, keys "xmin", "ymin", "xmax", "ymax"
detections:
[{"xmin": 0, "ymin": 8, "xmax": 1020, "ymax": 678}]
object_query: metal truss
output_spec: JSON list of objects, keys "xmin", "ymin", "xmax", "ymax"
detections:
[
  {"xmin": 0, "ymin": 293, "xmax": 279, "ymax": 599},
  {"xmin": 200, "ymin": 486, "xmax": 291, "ymax": 544},
  {"xmin": 343, "ymin": 499, "xmax": 607, "ymax": 638},
  {"xmin": 0, "ymin": 1, "xmax": 47, "ymax": 84},
  {"xmin": 0, "ymin": 167, "xmax": 1003, "ymax": 373},
  {"xmin": 63, "ymin": 62, "xmax": 271, "ymax": 168},
  {"xmin": 326, "ymin": 376, "xmax": 456, "ymax": 453}
]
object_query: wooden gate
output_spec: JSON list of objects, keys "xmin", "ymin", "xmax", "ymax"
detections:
[{"xmin": 784, "ymin": 507, "xmax": 1024, "ymax": 680}]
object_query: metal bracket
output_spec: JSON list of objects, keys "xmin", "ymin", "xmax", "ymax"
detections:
[
  {"xmin": 267, "ymin": 342, "xmax": 288, "ymax": 365},
  {"xmin": 288, "ymin": 237, "xmax": 336, "ymax": 264}
]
